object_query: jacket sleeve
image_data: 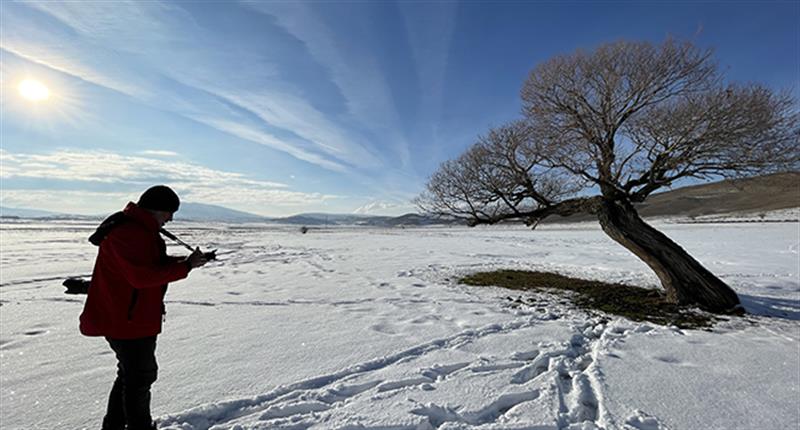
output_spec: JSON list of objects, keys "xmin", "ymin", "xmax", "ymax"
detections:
[
  {"xmin": 104, "ymin": 229, "xmax": 190, "ymax": 289},
  {"xmin": 166, "ymin": 255, "xmax": 186, "ymax": 263}
]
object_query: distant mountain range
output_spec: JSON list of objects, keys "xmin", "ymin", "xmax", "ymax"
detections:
[
  {"xmin": 173, "ymin": 202, "xmax": 267, "ymax": 223},
  {"xmin": 0, "ymin": 202, "xmax": 270, "ymax": 223},
  {"xmin": 2, "ymin": 172, "xmax": 797, "ymax": 225},
  {"xmin": 0, "ymin": 202, "xmax": 454, "ymax": 226},
  {"xmin": 0, "ymin": 206, "xmax": 65, "ymax": 218}
]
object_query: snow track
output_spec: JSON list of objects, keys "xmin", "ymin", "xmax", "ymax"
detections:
[
  {"xmin": 157, "ymin": 315, "xmax": 655, "ymax": 430},
  {"xmin": 159, "ymin": 318, "xmax": 550, "ymax": 428}
]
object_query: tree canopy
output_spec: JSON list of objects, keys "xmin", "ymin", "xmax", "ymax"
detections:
[
  {"xmin": 417, "ymin": 39, "xmax": 798, "ymax": 312},
  {"xmin": 417, "ymin": 39, "xmax": 798, "ymax": 227}
]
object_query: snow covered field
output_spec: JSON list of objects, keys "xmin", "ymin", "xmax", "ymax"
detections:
[{"xmin": 1, "ymin": 220, "xmax": 798, "ymax": 430}]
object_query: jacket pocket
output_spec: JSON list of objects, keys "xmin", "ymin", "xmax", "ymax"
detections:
[{"xmin": 127, "ymin": 290, "xmax": 139, "ymax": 321}]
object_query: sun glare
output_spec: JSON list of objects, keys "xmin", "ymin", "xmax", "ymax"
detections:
[{"xmin": 18, "ymin": 79, "xmax": 51, "ymax": 102}]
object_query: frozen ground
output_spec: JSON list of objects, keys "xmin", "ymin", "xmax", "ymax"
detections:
[{"xmin": 1, "ymin": 219, "xmax": 798, "ymax": 429}]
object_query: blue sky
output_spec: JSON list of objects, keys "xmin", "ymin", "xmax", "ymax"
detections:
[{"xmin": 1, "ymin": 1, "xmax": 798, "ymax": 217}]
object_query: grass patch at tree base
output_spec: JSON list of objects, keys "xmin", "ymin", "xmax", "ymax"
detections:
[{"xmin": 461, "ymin": 270, "xmax": 719, "ymax": 329}]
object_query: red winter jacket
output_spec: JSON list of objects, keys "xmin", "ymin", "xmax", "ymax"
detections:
[{"xmin": 80, "ymin": 202, "xmax": 190, "ymax": 339}]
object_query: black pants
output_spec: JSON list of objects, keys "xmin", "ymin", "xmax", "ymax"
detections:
[{"xmin": 102, "ymin": 336, "xmax": 158, "ymax": 430}]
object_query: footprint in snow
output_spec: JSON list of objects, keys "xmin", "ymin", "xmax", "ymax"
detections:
[
  {"xmin": 511, "ymin": 354, "xmax": 551, "ymax": 384},
  {"xmin": 625, "ymin": 410, "xmax": 671, "ymax": 430},
  {"xmin": 370, "ymin": 323, "xmax": 398, "ymax": 335},
  {"xmin": 422, "ymin": 362, "xmax": 470, "ymax": 380},
  {"xmin": 377, "ymin": 362, "xmax": 470, "ymax": 392},
  {"xmin": 377, "ymin": 376, "xmax": 433, "ymax": 392},
  {"xmin": 511, "ymin": 349, "xmax": 540, "ymax": 361},
  {"xmin": 258, "ymin": 401, "xmax": 331, "ymax": 420},
  {"xmin": 410, "ymin": 390, "xmax": 540, "ymax": 427},
  {"xmin": 410, "ymin": 315, "xmax": 440, "ymax": 324},
  {"xmin": 470, "ymin": 362, "xmax": 526, "ymax": 373},
  {"xmin": 376, "ymin": 282, "xmax": 395, "ymax": 290},
  {"xmin": 318, "ymin": 380, "xmax": 383, "ymax": 403}
]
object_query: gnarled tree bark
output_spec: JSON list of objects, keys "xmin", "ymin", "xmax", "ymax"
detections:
[{"xmin": 596, "ymin": 199, "xmax": 741, "ymax": 313}]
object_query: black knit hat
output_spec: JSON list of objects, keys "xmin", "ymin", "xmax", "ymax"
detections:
[{"xmin": 137, "ymin": 185, "xmax": 180, "ymax": 212}]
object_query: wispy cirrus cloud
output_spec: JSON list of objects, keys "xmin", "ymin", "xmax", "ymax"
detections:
[
  {"xmin": 195, "ymin": 117, "xmax": 348, "ymax": 173},
  {"xmin": 242, "ymin": 1, "xmax": 459, "ymax": 177},
  {"xmin": 399, "ymin": 2, "xmax": 456, "ymax": 145},
  {"xmin": 242, "ymin": 1, "xmax": 413, "ymax": 168},
  {"xmin": 3, "ymin": 1, "xmax": 384, "ymax": 172},
  {"xmin": 1, "ymin": 0, "xmax": 462, "ymax": 216}
]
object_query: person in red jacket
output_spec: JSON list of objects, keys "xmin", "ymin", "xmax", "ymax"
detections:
[{"xmin": 80, "ymin": 185, "xmax": 207, "ymax": 430}]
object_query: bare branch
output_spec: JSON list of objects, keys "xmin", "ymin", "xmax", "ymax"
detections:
[
  {"xmin": 520, "ymin": 38, "xmax": 795, "ymax": 199},
  {"xmin": 415, "ymin": 121, "xmax": 583, "ymax": 225},
  {"xmin": 623, "ymin": 85, "xmax": 799, "ymax": 200},
  {"xmin": 419, "ymin": 38, "xmax": 797, "ymax": 227}
]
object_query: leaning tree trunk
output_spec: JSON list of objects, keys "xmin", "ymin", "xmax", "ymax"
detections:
[{"xmin": 595, "ymin": 199, "xmax": 741, "ymax": 313}]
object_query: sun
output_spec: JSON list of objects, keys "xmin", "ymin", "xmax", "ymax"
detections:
[{"xmin": 18, "ymin": 79, "xmax": 51, "ymax": 102}]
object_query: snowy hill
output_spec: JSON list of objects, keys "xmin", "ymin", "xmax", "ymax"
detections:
[
  {"xmin": 637, "ymin": 171, "xmax": 800, "ymax": 218},
  {"xmin": 543, "ymin": 171, "xmax": 800, "ymax": 224},
  {"xmin": 175, "ymin": 202, "xmax": 268, "ymax": 223}
]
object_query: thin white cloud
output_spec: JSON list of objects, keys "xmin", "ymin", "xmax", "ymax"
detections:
[
  {"xmin": 243, "ymin": 1, "xmax": 412, "ymax": 167},
  {"xmin": 0, "ymin": 149, "xmax": 341, "ymax": 215},
  {"xmin": 177, "ymin": 185, "xmax": 337, "ymax": 211},
  {"xmin": 193, "ymin": 117, "xmax": 349, "ymax": 173},
  {"xmin": 140, "ymin": 150, "xmax": 179, "ymax": 157},
  {"xmin": 0, "ymin": 186, "xmax": 337, "ymax": 217},
  {"xmin": 3, "ymin": 1, "xmax": 383, "ymax": 172},
  {"xmin": 0, "ymin": 149, "xmax": 289, "ymax": 187},
  {"xmin": 352, "ymin": 200, "xmax": 415, "ymax": 216}
]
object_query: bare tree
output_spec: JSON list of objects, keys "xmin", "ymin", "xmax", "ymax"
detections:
[{"xmin": 417, "ymin": 39, "xmax": 798, "ymax": 313}]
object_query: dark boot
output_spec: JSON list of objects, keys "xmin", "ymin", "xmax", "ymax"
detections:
[{"xmin": 128, "ymin": 420, "xmax": 157, "ymax": 430}]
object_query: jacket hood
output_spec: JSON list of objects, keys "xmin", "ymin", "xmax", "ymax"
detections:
[{"xmin": 123, "ymin": 202, "xmax": 160, "ymax": 232}]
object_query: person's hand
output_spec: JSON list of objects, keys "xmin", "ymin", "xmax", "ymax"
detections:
[{"xmin": 186, "ymin": 247, "xmax": 208, "ymax": 269}]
